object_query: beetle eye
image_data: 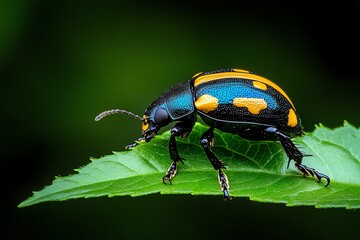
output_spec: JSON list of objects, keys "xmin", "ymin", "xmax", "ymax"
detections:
[{"xmin": 154, "ymin": 108, "xmax": 169, "ymax": 127}]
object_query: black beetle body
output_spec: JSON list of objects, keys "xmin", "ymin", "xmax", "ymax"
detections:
[{"xmin": 96, "ymin": 68, "xmax": 330, "ymax": 200}]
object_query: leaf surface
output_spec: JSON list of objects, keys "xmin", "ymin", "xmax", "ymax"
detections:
[{"xmin": 19, "ymin": 122, "xmax": 360, "ymax": 209}]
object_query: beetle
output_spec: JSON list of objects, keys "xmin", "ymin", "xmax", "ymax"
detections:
[{"xmin": 96, "ymin": 68, "xmax": 330, "ymax": 200}]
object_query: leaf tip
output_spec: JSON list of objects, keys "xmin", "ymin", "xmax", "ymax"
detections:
[
  {"xmin": 17, "ymin": 202, "xmax": 26, "ymax": 208},
  {"xmin": 342, "ymin": 120, "xmax": 355, "ymax": 128},
  {"xmin": 315, "ymin": 122, "xmax": 325, "ymax": 129}
]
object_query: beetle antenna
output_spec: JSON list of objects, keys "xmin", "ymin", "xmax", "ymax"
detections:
[{"xmin": 95, "ymin": 109, "xmax": 142, "ymax": 121}]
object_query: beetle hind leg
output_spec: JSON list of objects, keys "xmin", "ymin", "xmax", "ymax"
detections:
[
  {"xmin": 200, "ymin": 127, "xmax": 231, "ymax": 200},
  {"xmin": 264, "ymin": 127, "xmax": 330, "ymax": 187}
]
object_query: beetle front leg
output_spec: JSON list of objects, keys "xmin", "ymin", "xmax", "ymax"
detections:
[
  {"xmin": 264, "ymin": 127, "xmax": 330, "ymax": 187},
  {"xmin": 162, "ymin": 121, "xmax": 194, "ymax": 184},
  {"xmin": 200, "ymin": 127, "xmax": 231, "ymax": 200},
  {"xmin": 125, "ymin": 137, "xmax": 145, "ymax": 150}
]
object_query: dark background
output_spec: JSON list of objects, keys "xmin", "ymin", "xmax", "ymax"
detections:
[{"xmin": 2, "ymin": 0, "xmax": 359, "ymax": 239}]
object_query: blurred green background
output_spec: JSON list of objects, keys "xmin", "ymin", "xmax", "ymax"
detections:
[{"xmin": 3, "ymin": 0, "xmax": 359, "ymax": 239}]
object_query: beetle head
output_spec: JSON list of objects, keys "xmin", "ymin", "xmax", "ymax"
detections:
[{"xmin": 141, "ymin": 97, "xmax": 171, "ymax": 142}]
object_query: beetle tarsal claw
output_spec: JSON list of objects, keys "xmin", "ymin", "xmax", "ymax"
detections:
[
  {"xmin": 162, "ymin": 175, "xmax": 172, "ymax": 185},
  {"xmin": 295, "ymin": 163, "xmax": 330, "ymax": 187}
]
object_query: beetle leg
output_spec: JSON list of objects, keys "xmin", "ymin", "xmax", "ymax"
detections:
[
  {"xmin": 125, "ymin": 137, "xmax": 145, "ymax": 150},
  {"xmin": 200, "ymin": 127, "xmax": 231, "ymax": 200},
  {"xmin": 264, "ymin": 127, "xmax": 330, "ymax": 187},
  {"xmin": 125, "ymin": 142, "xmax": 138, "ymax": 150},
  {"xmin": 162, "ymin": 121, "xmax": 194, "ymax": 184}
]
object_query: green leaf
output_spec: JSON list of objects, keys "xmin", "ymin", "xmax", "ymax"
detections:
[{"xmin": 19, "ymin": 122, "xmax": 360, "ymax": 209}]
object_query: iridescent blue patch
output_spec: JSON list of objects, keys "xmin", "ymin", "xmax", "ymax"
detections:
[{"xmin": 196, "ymin": 81, "xmax": 277, "ymax": 109}]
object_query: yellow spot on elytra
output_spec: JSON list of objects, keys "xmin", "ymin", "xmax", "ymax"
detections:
[
  {"xmin": 287, "ymin": 108, "xmax": 298, "ymax": 127},
  {"xmin": 233, "ymin": 98, "xmax": 267, "ymax": 115},
  {"xmin": 142, "ymin": 115, "xmax": 149, "ymax": 131},
  {"xmin": 253, "ymin": 81, "xmax": 267, "ymax": 90},
  {"xmin": 195, "ymin": 94, "xmax": 219, "ymax": 113}
]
